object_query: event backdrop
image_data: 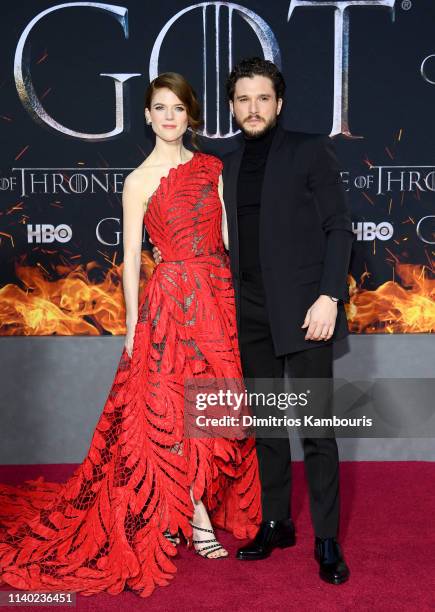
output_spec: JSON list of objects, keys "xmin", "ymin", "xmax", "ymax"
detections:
[{"xmin": 0, "ymin": 0, "xmax": 434, "ymax": 336}]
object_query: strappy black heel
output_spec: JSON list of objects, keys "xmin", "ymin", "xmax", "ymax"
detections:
[
  {"xmin": 163, "ymin": 530, "xmax": 180, "ymax": 546},
  {"xmin": 190, "ymin": 523, "xmax": 228, "ymax": 559}
]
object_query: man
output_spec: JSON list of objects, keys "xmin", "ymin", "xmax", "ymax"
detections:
[
  {"xmin": 222, "ymin": 57, "xmax": 353, "ymax": 584},
  {"xmin": 153, "ymin": 57, "xmax": 353, "ymax": 584}
]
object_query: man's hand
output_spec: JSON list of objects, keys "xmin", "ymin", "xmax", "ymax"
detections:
[
  {"xmin": 301, "ymin": 295, "xmax": 338, "ymax": 341},
  {"xmin": 152, "ymin": 246, "xmax": 162, "ymax": 264},
  {"xmin": 148, "ymin": 238, "xmax": 163, "ymax": 264}
]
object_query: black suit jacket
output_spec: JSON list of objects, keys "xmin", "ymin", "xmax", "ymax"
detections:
[{"xmin": 222, "ymin": 124, "xmax": 354, "ymax": 356}]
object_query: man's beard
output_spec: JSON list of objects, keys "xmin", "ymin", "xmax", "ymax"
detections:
[{"xmin": 237, "ymin": 114, "xmax": 277, "ymax": 139}]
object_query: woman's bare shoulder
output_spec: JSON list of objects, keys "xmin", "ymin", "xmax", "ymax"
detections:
[
  {"xmin": 124, "ymin": 163, "xmax": 151, "ymax": 188},
  {"xmin": 123, "ymin": 159, "xmax": 161, "ymax": 200}
]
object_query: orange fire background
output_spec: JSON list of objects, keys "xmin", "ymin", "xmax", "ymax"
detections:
[{"xmin": 0, "ymin": 2, "xmax": 434, "ymax": 336}]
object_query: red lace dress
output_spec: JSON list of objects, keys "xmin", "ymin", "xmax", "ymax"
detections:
[{"xmin": 0, "ymin": 152, "xmax": 261, "ymax": 597}]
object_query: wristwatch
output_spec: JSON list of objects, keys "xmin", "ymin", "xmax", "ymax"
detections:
[{"xmin": 327, "ymin": 295, "xmax": 340, "ymax": 303}]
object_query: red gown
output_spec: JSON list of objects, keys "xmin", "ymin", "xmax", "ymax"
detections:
[{"xmin": 0, "ymin": 152, "xmax": 261, "ymax": 597}]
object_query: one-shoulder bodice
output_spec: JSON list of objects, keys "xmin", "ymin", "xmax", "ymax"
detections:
[{"xmin": 144, "ymin": 152, "xmax": 224, "ymax": 262}]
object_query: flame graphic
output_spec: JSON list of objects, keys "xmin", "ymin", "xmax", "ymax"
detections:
[
  {"xmin": 0, "ymin": 259, "xmax": 433, "ymax": 336},
  {"xmin": 346, "ymin": 263, "xmax": 434, "ymax": 333},
  {"xmin": 0, "ymin": 253, "xmax": 155, "ymax": 336}
]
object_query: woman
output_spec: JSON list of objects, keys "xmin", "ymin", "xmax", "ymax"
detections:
[{"xmin": 0, "ymin": 73, "xmax": 261, "ymax": 598}]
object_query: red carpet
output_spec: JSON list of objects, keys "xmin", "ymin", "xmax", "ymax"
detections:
[{"xmin": 1, "ymin": 462, "xmax": 434, "ymax": 611}]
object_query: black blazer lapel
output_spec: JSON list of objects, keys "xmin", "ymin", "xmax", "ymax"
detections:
[
  {"xmin": 259, "ymin": 124, "xmax": 291, "ymax": 268},
  {"xmin": 260, "ymin": 123, "xmax": 288, "ymax": 209},
  {"xmin": 223, "ymin": 143, "xmax": 244, "ymax": 279},
  {"xmin": 223, "ymin": 144, "xmax": 244, "ymax": 220}
]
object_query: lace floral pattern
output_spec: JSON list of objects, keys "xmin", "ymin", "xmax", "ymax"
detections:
[{"xmin": 0, "ymin": 152, "xmax": 261, "ymax": 598}]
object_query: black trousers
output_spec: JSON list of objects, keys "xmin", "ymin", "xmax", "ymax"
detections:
[{"xmin": 238, "ymin": 273, "xmax": 340, "ymax": 538}]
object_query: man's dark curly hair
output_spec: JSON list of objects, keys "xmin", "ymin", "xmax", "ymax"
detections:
[{"xmin": 226, "ymin": 57, "xmax": 286, "ymax": 101}]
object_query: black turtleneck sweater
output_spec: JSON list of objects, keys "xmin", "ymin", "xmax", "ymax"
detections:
[{"xmin": 237, "ymin": 124, "xmax": 276, "ymax": 271}]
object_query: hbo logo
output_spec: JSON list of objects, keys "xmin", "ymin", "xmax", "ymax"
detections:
[
  {"xmin": 352, "ymin": 221, "xmax": 393, "ymax": 241},
  {"xmin": 27, "ymin": 224, "xmax": 72, "ymax": 243}
]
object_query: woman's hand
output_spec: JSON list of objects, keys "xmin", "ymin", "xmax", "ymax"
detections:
[
  {"xmin": 124, "ymin": 333, "xmax": 134, "ymax": 358},
  {"xmin": 124, "ymin": 323, "xmax": 136, "ymax": 357}
]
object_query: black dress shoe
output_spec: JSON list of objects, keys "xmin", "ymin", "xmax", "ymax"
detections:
[
  {"xmin": 314, "ymin": 537, "xmax": 350, "ymax": 584},
  {"xmin": 236, "ymin": 519, "xmax": 296, "ymax": 560}
]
